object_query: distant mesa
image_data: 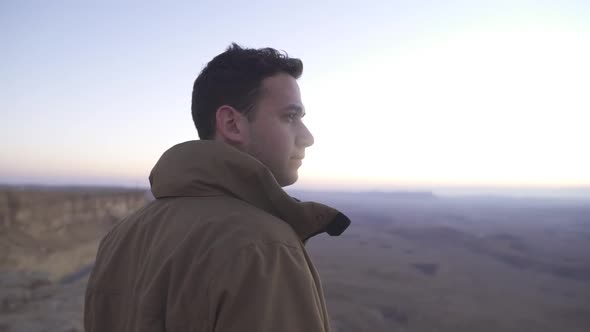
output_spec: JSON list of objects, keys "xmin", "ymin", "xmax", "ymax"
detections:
[
  {"xmin": 0, "ymin": 183, "xmax": 149, "ymax": 193},
  {"xmin": 287, "ymin": 190, "xmax": 437, "ymax": 201},
  {"xmin": 485, "ymin": 233, "xmax": 529, "ymax": 253},
  {"xmin": 411, "ymin": 262, "xmax": 439, "ymax": 276},
  {"xmin": 551, "ymin": 266, "xmax": 590, "ymax": 282},
  {"xmin": 395, "ymin": 226, "xmax": 590, "ymax": 282},
  {"xmin": 363, "ymin": 190, "xmax": 437, "ymax": 200},
  {"xmin": 393, "ymin": 226, "xmax": 475, "ymax": 248},
  {"xmin": 379, "ymin": 306, "xmax": 409, "ymax": 326}
]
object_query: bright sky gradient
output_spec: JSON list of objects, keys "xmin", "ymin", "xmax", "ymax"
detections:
[{"xmin": 1, "ymin": 0, "xmax": 589, "ymax": 191}]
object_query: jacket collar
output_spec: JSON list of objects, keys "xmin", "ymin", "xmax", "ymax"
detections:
[{"xmin": 149, "ymin": 140, "xmax": 350, "ymax": 241}]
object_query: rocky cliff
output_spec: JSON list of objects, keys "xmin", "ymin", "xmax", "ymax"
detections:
[
  {"xmin": 0, "ymin": 186, "xmax": 150, "ymax": 279},
  {"xmin": 0, "ymin": 186, "xmax": 151, "ymax": 332}
]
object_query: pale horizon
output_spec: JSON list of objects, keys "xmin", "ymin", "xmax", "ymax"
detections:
[{"xmin": 3, "ymin": 177, "xmax": 590, "ymax": 200}]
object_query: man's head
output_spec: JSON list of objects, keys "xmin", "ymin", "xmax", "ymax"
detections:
[{"xmin": 192, "ymin": 43, "xmax": 314, "ymax": 186}]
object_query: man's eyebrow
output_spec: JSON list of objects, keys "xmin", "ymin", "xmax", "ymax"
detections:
[{"xmin": 281, "ymin": 104, "xmax": 306, "ymax": 116}]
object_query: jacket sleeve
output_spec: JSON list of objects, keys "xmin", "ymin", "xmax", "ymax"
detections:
[{"xmin": 207, "ymin": 242, "xmax": 329, "ymax": 332}]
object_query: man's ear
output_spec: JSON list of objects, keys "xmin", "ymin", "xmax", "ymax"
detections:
[{"xmin": 215, "ymin": 105, "xmax": 248, "ymax": 144}]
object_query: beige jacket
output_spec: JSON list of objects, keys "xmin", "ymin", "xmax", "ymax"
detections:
[{"xmin": 84, "ymin": 140, "xmax": 350, "ymax": 332}]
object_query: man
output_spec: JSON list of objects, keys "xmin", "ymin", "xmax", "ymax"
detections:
[{"xmin": 84, "ymin": 43, "xmax": 351, "ymax": 332}]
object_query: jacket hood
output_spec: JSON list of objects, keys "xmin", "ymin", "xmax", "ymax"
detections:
[{"xmin": 149, "ymin": 140, "xmax": 350, "ymax": 241}]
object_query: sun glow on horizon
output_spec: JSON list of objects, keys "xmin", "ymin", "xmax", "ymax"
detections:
[{"xmin": 300, "ymin": 20, "xmax": 590, "ymax": 187}]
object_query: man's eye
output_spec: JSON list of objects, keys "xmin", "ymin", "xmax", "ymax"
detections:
[{"xmin": 286, "ymin": 113, "xmax": 297, "ymax": 121}]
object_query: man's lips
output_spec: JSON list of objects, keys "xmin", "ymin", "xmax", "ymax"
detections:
[{"xmin": 292, "ymin": 153, "xmax": 305, "ymax": 160}]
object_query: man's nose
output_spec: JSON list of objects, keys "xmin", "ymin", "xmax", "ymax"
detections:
[{"xmin": 297, "ymin": 123, "xmax": 314, "ymax": 148}]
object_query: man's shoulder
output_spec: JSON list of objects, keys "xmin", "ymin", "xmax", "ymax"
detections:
[
  {"xmin": 147, "ymin": 195, "xmax": 303, "ymax": 248},
  {"xmin": 159, "ymin": 196, "xmax": 305, "ymax": 275},
  {"xmin": 208, "ymin": 197, "xmax": 303, "ymax": 249}
]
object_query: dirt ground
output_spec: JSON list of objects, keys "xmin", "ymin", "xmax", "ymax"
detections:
[{"xmin": 1, "ymin": 187, "xmax": 589, "ymax": 331}]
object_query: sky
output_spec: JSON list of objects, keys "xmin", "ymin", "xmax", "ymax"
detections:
[{"xmin": 1, "ymin": 0, "xmax": 589, "ymax": 192}]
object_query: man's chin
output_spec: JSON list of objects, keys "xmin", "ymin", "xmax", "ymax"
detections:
[{"xmin": 278, "ymin": 172, "xmax": 299, "ymax": 187}]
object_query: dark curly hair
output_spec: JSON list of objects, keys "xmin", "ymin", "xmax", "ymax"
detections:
[{"xmin": 191, "ymin": 43, "xmax": 303, "ymax": 139}]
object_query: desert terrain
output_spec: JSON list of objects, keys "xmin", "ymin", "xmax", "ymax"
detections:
[{"xmin": 1, "ymin": 186, "xmax": 589, "ymax": 331}]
